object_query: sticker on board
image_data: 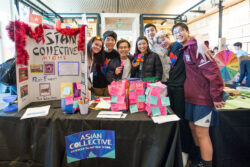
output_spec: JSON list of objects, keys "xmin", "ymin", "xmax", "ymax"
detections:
[
  {"xmin": 30, "ymin": 64, "xmax": 43, "ymax": 73},
  {"xmin": 44, "ymin": 62, "xmax": 55, "ymax": 75},
  {"xmin": 19, "ymin": 68, "xmax": 28, "ymax": 82},
  {"xmin": 20, "ymin": 85, "xmax": 28, "ymax": 98},
  {"xmin": 39, "ymin": 83, "xmax": 51, "ymax": 96}
]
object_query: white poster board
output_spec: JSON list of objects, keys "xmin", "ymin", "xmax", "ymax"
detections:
[{"xmin": 16, "ymin": 28, "xmax": 88, "ymax": 111}]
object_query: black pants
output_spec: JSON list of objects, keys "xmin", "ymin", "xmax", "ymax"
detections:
[{"xmin": 168, "ymin": 85, "xmax": 194, "ymax": 153}]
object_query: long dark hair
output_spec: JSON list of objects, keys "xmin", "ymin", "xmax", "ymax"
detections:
[
  {"xmin": 135, "ymin": 36, "xmax": 151, "ymax": 55},
  {"xmin": 87, "ymin": 36, "xmax": 105, "ymax": 64}
]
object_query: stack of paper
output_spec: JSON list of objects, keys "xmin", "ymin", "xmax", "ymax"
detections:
[
  {"xmin": 221, "ymin": 96, "xmax": 250, "ymax": 109},
  {"xmin": 21, "ymin": 105, "xmax": 50, "ymax": 119},
  {"xmin": 97, "ymin": 111, "xmax": 127, "ymax": 119},
  {"xmin": 95, "ymin": 99, "xmax": 111, "ymax": 110},
  {"xmin": 151, "ymin": 114, "xmax": 180, "ymax": 124},
  {"xmin": 145, "ymin": 82, "xmax": 170, "ymax": 117},
  {"xmin": 129, "ymin": 80, "xmax": 145, "ymax": 113},
  {"xmin": 108, "ymin": 80, "xmax": 128, "ymax": 111}
]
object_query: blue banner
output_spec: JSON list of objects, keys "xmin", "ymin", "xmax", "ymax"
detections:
[{"xmin": 65, "ymin": 130, "xmax": 115, "ymax": 163}]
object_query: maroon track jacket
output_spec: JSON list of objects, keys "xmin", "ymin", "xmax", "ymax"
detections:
[{"xmin": 182, "ymin": 38, "xmax": 224, "ymax": 107}]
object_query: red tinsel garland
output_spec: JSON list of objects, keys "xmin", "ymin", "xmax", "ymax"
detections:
[
  {"xmin": 56, "ymin": 25, "xmax": 86, "ymax": 52},
  {"xmin": 6, "ymin": 21, "xmax": 86, "ymax": 65}
]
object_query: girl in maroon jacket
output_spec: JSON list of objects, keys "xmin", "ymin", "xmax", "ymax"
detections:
[{"xmin": 172, "ymin": 23, "xmax": 225, "ymax": 167}]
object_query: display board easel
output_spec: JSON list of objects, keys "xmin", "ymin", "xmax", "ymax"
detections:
[{"xmin": 8, "ymin": 21, "xmax": 88, "ymax": 111}]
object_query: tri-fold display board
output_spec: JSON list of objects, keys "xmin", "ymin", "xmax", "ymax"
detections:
[{"xmin": 10, "ymin": 21, "xmax": 88, "ymax": 111}]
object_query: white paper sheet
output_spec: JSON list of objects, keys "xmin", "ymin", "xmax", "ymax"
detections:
[
  {"xmin": 21, "ymin": 105, "xmax": 50, "ymax": 120},
  {"xmin": 121, "ymin": 113, "xmax": 127, "ymax": 118},
  {"xmin": 99, "ymin": 111, "xmax": 123, "ymax": 115},
  {"xmin": 97, "ymin": 114, "xmax": 122, "ymax": 118},
  {"xmin": 97, "ymin": 111, "xmax": 127, "ymax": 119},
  {"xmin": 95, "ymin": 100, "xmax": 111, "ymax": 109},
  {"xmin": 151, "ymin": 114, "xmax": 180, "ymax": 124}
]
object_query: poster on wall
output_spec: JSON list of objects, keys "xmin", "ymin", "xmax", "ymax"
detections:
[{"xmin": 7, "ymin": 21, "xmax": 88, "ymax": 111}]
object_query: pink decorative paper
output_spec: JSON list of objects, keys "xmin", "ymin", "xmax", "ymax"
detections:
[
  {"xmin": 65, "ymin": 96, "xmax": 73, "ymax": 105},
  {"xmin": 157, "ymin": 98, "xmax": 162, "ymax": 106},
  {"xmin": 145, "ymin": 104, "xmax": 151, "ymax": 112},
  {"xmin": 118, "ymin": 103, "xmax": 127, "ymax": 110},
  {"xmin": 144, "ymin": 81, "xmax": 151, "ymax": 87},
  {"xmin": 129, "ymin": 91, "xmax": 137, "ymax": 99},
  {"xmin": 130, "ymin": 82, "xmax": 136, "ymax": 90},
  {"xmin": 160, "ymin": 106, "xmax": 167, "ymax": 115},
  {"xmin": 136, "ymin": 90, "xmax": 144, "ymax": 95},
  {"xmin": 129, "ymin": 98, "xmax": 137, "ymax": 104},
  {"xmin": 151, "ymin": 88, "xmax": 161, "ymax": 97},
  {"xmin": 111, "ymin": 104, "xmax": 119, "ymax": 111},
  {"xmin": 76, "ymin": 82, "xmax": 81, "ymax": 89},
  {"xmin": 136, "ymin": 82, "xmax": 144, "ymax": 90},
  {"xmin": 110, "ymin": 87, "xmax": 119, "ymax": 96},
  {"xmin": 117, "ymin": 96, "xmax": 125, "ymax": 104},
  {"xmin": 137, "ymin": 102, "xmax": 145, "ymax": 111}
]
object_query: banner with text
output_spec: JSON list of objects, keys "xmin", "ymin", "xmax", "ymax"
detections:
[{"xmin": 65, "ymin": 130, "xmax": 115, "ymax": 163}]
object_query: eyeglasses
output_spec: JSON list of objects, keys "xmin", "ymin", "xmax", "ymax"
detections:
[{"xmin": 173, "ymin": 29, "xmax": 184, "ymax": 35}]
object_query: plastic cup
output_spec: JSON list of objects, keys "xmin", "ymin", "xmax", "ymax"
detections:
[{"xmin": 79, "ymin": 104, "xmax": 89, "ymax": 115}]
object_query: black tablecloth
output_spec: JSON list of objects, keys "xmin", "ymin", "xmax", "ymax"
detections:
[
  {"xmin": 211, "ymin": 109, "xmax": 250, "ymax": 167},
  {"xmin": 0, "ymin": 100, "xmax": 183, "ymax": 167}
]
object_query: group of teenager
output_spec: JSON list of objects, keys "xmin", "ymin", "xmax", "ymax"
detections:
[{"xmin": 87, "ymin": 22, "xmax": 225, "ymax": 167}]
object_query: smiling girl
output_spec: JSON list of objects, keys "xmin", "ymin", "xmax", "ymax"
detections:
[
  {"xmin": 87, "ymin": 36, "xmax": 109, "ymax": 96},
  {"xmin": 131, "ymin": 36, "xmax": 162, "ymax": 80}
]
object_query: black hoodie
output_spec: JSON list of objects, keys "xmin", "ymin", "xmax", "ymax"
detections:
[
  {"xmin": 106, "ymin": 55, "xmax": 134, "ymax": 83},
  {"xmin": 167, "ymin": 42, "xmax": 186, "ymax": 86}
]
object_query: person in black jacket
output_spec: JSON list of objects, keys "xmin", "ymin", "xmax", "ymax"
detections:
[
  {"xmin": 156, "ymin": 33, "xmax": 195, "ymax": 166},
  {"xmin": 103, "ymin": 31, "xmax": 120, "ymax": 61},
  {"xmin": 106, "ymin": 39, "xmax": 134, "ymax": 83},
  {"xmin": 131, "ymin": 36, "xmax": 162, "ymax": 80}
]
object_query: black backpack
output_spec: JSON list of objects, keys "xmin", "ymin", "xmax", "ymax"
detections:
[{"xmin": 0, "ymin": 58, "xmax": 16, "ymax": 86}]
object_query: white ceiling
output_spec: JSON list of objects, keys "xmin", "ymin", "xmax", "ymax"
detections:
[{"xmin": 31, "ymin": 0, "xmax": 200, "ymax": 15}]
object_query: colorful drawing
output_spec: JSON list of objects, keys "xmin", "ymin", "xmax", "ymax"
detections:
[
  {"xmin": 214, "ymin": 50, "xmax": 239, "ymax": 82},
  {"xmin": 44, "ymin": 62, "xmax": 55, "ymax": 75},
  {"xmin": 39, "ymin": 83, "xmax": 51, "ymax": 96},
  {"xmin": 19, "ymin": 68, "xmax": 28, "ymax": 82}
]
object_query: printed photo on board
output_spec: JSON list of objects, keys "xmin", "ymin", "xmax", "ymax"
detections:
[
  {"xmin": 44, "ymin": 62, "xmax": 55, "ymax": 75},
  {"xmin": 30, "ymin": 64, "xmax": 43, "ymax": 73},
  {"xmin": 19, "ymin": 68, "xmax": 28, "ymax": 82},
  {"xmin": 20, "ymin": 85, "xmax": 28, "ymax": 98},
  {"xmin": 39, "ymin": 83, "xmax": 51, "ymax": 96}
]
